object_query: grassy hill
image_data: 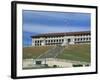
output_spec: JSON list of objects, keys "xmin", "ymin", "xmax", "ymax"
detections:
[
  {"xmin": 23, "ymin": 46, "xmax": 53, "ymax": 59},
  {"xmin": 23, "ymin": 44, "xmax": 90, "ymax": 62},
  {"xmin": 57, "ymin": 44, "xmax": 90, "ymax": 62}
]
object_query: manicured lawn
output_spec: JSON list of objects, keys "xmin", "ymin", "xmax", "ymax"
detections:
[{"xmin": 57, "ymin": 44, "xmax": 91, "ymax": 62}]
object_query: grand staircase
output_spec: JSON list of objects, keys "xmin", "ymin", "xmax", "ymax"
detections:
[{"xmin": 37, "ymin": 46, "xmax": 65, "ymax": 59}]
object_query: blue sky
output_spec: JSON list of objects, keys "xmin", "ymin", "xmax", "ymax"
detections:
[{"xmin": 22, "ymin": 10, "xmax": 91, "ymax": 47}]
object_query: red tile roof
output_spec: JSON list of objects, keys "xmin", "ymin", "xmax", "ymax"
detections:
[{"xmin": 31, "ymin": 31, "xmax": 90, "ymax": 38}]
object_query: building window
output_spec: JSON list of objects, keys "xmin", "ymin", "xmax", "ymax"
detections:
[
  {"xmin": 48, "ymin": 40, "xmax": 50, "ymax": 42},
  {"xmin": 54, "ymin": 40, "xmax": 55, "ymax": 42},
  {"xmin": 75, "ymin": 38, "xmax": 77, "ymax": 41},
  {"xmin": 83, "ymin": 38, "xmax": 85, "ymax": 40},
  {"xmin": 89, "ymin": 37, "xmax": 91, "ymax": 40},
  {"xmin": 78, "ymin": 38, "xmax": 79, "ymax": 41},
  {"xmin": 86, "ymin": 38, "xmax": 88, "ymax": 40},
  {"xmin": 35, "ymin": 41, "xmax": 37, "ymax": 43},
  {"xmin": 62, "ymin": 39, "xmax": 64, "ymax": 42},
  {"xmin": 57, "ymin": 39, "xmax": 58, "ymax": 42},
  {"xmin": 45, "ymin": 40, "xmax": 47, "ymax": 43},
  {"xmin": 51, "ymin": 40, "xmax": 53, "ymax": 43}
]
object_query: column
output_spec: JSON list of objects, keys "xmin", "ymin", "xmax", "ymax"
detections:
[
  {"xmin": 41, "ymin": 39, "xmax": 45, "ymax": 46},
  {"xmin": 32, "ymin": 39, "xmax": 35, "ymax": 46},
  {"xmin": 70, "ymin": 38, "xmax": 75, "ymax": 44},
  {"xmin": 61, "ymin": 37, "xmax": 67, "ymax": 46}
]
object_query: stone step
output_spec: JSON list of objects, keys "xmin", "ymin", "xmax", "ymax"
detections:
[{"xmin": 37, "ymin": 46, "xmax": 65, "ymax": 59}]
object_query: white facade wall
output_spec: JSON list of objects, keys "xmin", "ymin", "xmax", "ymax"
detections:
[{"xmin": 32, "ymin": 34, "xmax": 91, "ymax": 46}]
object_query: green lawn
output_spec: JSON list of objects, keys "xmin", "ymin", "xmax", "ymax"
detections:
[
  {"xmin": 23, "ymin": 44, "xmax": 91, "ymax": 63},
  {"xmin": 23, "ymin": 46, "xmax": 53, "ymax": 59},
  {"xmin": 57, "ymin": 44, "xmax": 91, "ymax": 62}
]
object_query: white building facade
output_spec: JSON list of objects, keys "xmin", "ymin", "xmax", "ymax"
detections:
[{"xmin": 31, "ymin": 31, "xmax": 91, "ymax": 46}]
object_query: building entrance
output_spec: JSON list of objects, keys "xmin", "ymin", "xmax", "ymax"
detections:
[
  {"xmin": 36, "ymin": 61, "xmax": 42, "ymax": 65},
  {"xmin": 67, "ymin": 39, "xmax": 71, "ymax": 44}
]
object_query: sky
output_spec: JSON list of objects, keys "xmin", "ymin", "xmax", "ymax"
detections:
[{"xmin": 22, "ymin": 10, "xmax": 91, "ymax": 47}]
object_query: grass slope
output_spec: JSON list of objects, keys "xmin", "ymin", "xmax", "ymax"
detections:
[
  {"xmin": 23, "ymin": 46, "xmax": 53, "ymax": 59},
  {"xmin": 23, "ymin": 44, "xmax": 90, "ymax": 62},
  {"xmin": 57, "ymin": 44, "xmax": 90, "ymax": 62}
]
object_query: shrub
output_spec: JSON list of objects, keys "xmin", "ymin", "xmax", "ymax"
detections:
[
  {"xmin": 45, "ymin": 64, "xmax": 48, "ymax": 67},
  {"xmin": 53, "ymin": 65, "xmax": 57, "ymax": 68}
]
